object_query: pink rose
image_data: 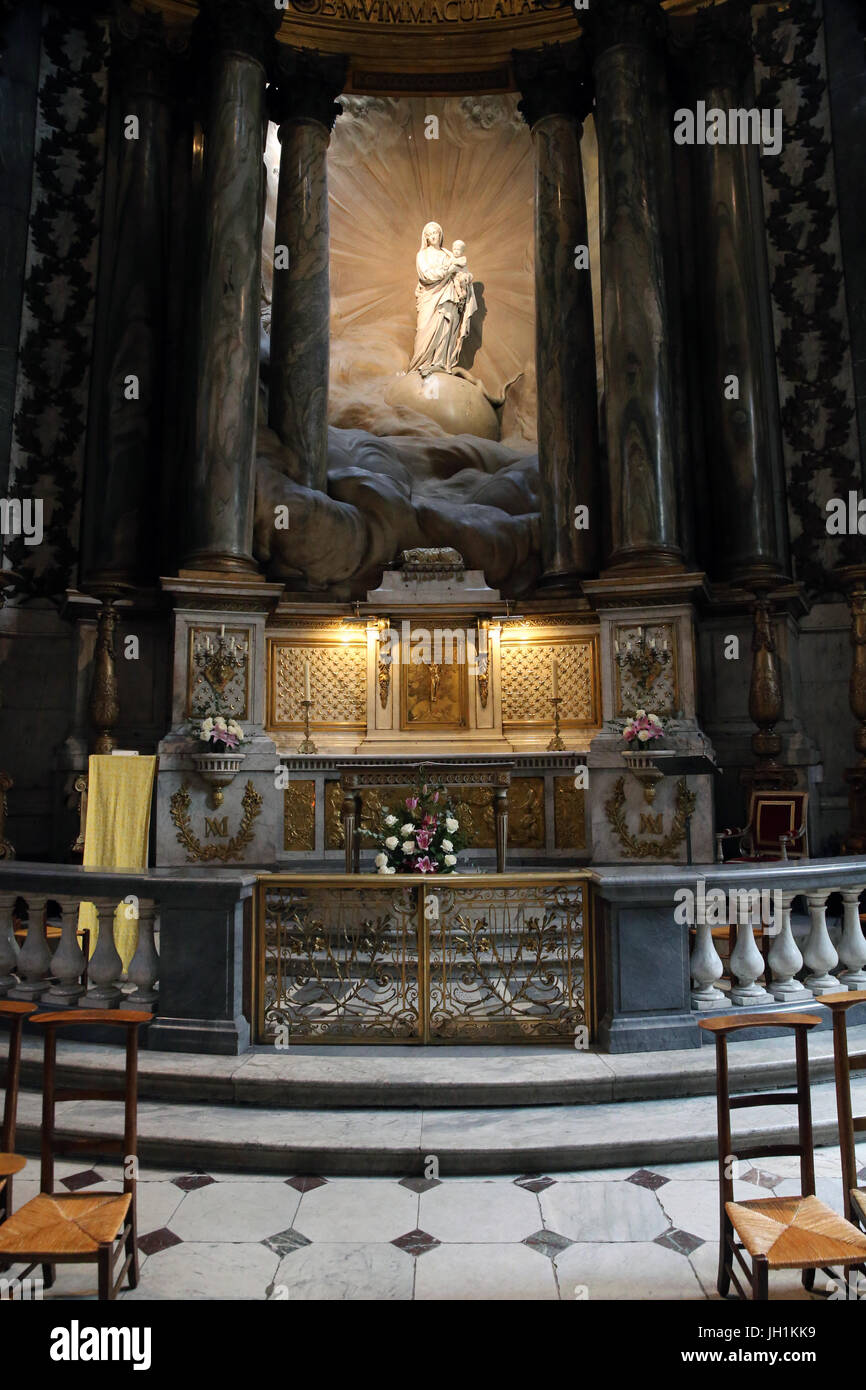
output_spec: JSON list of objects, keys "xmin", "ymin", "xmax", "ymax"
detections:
[{"xmin": 415, "ymin": 856, "xmax": 435, "ymax": 873}]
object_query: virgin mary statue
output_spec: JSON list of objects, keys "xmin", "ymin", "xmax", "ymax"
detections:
[{"xmin": 408, "ymin": 222, "xmax": 475, "ymax": 378}]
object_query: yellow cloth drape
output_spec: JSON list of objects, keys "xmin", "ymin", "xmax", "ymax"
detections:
[{"xmin": 79, "ymin": 755, "xmax": 157, "ymax": 971}]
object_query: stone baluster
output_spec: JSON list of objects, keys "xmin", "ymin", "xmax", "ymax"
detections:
[
  {"xmin": 42, "ymin": 895, "xmax": 87, "ymax": 1008},
  {"xmin": 766, "ymin": 889, "xmax": 811, "ymax": 1002},
  {"xmin": 127, "ymin": 900, "xmax": 159, "ymax": 1008},
  {"xmin": 8, "ymin": 896, "xmax": 50, "ymax": 1001},
  {"xmin": 689, "ymin": 918, "xmax": 727, "ymax": 1009},
  {"xmin": 267, "ymin": 48, "xmax": 347, "ymax": 493},
  {"xmin": 837, "ymin": 886, "xmax": 866, "ymax": 989},
  {"xmin": 184, "ymin": 0, "xmax": 280, "ymax": 573},
  {"xmin": 85, "ymin": 900, "xmax": 123, "ymax": 1008},
  {"xmin": 728, "ymin": 898, "xmax": 773, "ymax": 1006},
  {"xmin": 0, "ymin": 890, "xmax": 19, "ymax": 996},
  {"xmin": 514, "ymin": 42, "xmax": 600, "ymax": 588},
  {"xmin": 586, "ymin": 0, "xmax": 683, "ymax": 569},
  {"xmin": 802, "ymin": 889, "xmax": 842, "ymax": 995}
]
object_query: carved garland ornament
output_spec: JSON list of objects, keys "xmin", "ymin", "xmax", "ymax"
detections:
[
  {"xmin": 604, "ymin": 776, "xmax": 697, "ymax": 860},
  {"xmin": 170, "ymin": 779, "xmax": 263, "ymax": 862}
]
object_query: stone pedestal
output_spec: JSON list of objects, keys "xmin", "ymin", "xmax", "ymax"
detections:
[
  {"xmin": 156, "ymin": 574, "xmax": 283, "ymax": 866},
  {"xmin": 584, "ymin": 571, "xmax": 715, "ymax": 863}
]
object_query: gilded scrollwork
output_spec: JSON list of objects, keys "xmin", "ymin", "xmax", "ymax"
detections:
[
  {"xmin": 170, "ymin": 779, "xmax": 264, "ymax": 863},
  {"xmin": 604, "ymin": 776, "xmax": 696, "ymax": 860}
]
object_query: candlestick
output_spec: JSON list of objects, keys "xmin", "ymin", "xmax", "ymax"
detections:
[
  {"xmin": 551, "ymin": 655, "xmax": 559, "ymax": 700},
  {"xmin": 547, "ymin": 696, "xmax": 565, "ymax": 751},
  {"xmin": 298, "ymin": 697, "xmax": 318, "ymax": 754},
  {"xmin": 220, "ymin": 623, "xmax": 225, "ymax": 639},
  {"xmin": 303, "ymin": 658, "xmax": 311, "ymax": 703}
]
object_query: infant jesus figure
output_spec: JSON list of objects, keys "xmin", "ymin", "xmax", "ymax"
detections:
[{"xmin": 445, "ymin": 239, "xmax": 477, "ymax": 369}]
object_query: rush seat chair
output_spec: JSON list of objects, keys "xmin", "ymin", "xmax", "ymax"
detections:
[
  {"xmin": 821, "ymin": 991, "xmax": 866, "ymax": 1231},
  {"xmin": 0, "ymin": 1001, "xmax": 37, "ymax": 1226},
  {"xmin": 700, "ymin": 1012, "xmax": 866, "ymax": 1300},
  {"xmin": 0, "ymin": 1009, "xmax": 151, "ymax": 1300}
]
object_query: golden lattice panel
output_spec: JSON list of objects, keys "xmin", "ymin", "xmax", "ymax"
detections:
[
  {"xmin": 500, "ymin": 640, "xmax": 597, "ymax": 726},
  {"xmin": 271, "ymin": 642, "xmax": 366, "ymax": 728}
]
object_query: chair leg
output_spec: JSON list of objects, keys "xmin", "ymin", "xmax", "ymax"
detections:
[
  {"xmin": 717, "ymin": 1221, "xmax": 733, "ymax": 1298},
  {"xmin": 802, "ymin": 1267, "xmax": 816, "ymax": 1292},
  {"xmin": 41, "ymin": 1263, "xmax": 55, "ymax": 1288},
  {"xmin": 98, "ymin": 1247, "xmax": 113, "ymax": 1301},
  {"xmin": 125, "ymin": 1217, "xmax": 139, "ymax": 1289},
  {"xmin": 751, "ymin": 1255, "xmax": 769, "ymax": 1300}
]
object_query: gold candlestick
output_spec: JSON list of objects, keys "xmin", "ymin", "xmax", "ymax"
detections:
[
  {"xmin": 298, "ymin": 697, "xmax": 318, "ymax": 754},
  {"xmin": 547, "ymin": 696, "xmax": 565, "ymax": 751}
]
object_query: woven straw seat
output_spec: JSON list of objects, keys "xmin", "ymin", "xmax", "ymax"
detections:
[
  {"xmin": 0, "ymin": 1192, "xmax": 131, "ymax": 1259},
  {"xmin": 850, "ymin": 1188, "xmax": 866, "ymax": 1225},
  {"xmin": 0, "ymin": 1153, "xmax": 26, "ymax": 1179},
  {"xmin": 726, "ymin": 1195, "xmax": 866, "ymax": 1270}
]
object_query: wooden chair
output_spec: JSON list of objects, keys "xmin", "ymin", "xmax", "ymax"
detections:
[
  {"xmin": 700, "ymin": 1012, "xmax": 866, "ymax": 1299},
  {"xmin": 822, "ymin": 991, "xmax": 866, "ymax": 1231},
  {"xmin": 0, "ymin": 1001, "xmax": 37, "ymax": 1226},
  {"xmin": 0, "ymin": 1009, "xmax": 151, "ymax": 1300},
  {"xmin": 716, "ymin": 789, "xmax": 809, "ymax": 863}
]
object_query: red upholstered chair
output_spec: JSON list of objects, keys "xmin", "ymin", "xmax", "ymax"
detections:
[{"xmin": 716, "ymin": 790, "xmax": 809, "ymax": 864}]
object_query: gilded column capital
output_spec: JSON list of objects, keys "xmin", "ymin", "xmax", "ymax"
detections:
[
  {"xmin": 513, "ymin": 40, "xmax": 593, "ymax": 129},
  {"xmin": 583, "ymin": 0, "xmax": 666, "ymax": 60},
  {"xmin": 195, "ymin": 0, "xmax": 280, "ymax": 69},
  {"xmin": 268, "ymin": 47, "xmax": 348, "ymax": 132}
]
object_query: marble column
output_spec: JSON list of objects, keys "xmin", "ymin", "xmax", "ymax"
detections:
[
  {"xmin": 688, "ymin": 5, "xmax": 788, "ymax": 585},
  {"xmin": 267, "ymin": 51, "xmax": 346, "ymax": 492},
  {"xmin": 184, "ymin": 0, "xmax": 279, "ymax": 574},
  {"xmin": 81, "ymin": 9, "xmax": 177, "ymax": 587},
  {"xmin": 515, "ymin": 44, "xmax": 600, "ymax": 586},
  {"xmin": 587, "ymin": 0, "xmax": 683, "ymax": 570}
]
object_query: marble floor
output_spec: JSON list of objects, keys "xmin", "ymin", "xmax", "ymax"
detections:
[{"xmin": 3, "ymin": 1145, "xmax": 866, "ymax": 1301}]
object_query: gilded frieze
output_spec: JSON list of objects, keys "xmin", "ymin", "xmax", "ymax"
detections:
[{"xmin": 284, "ymin": 780, "xmax": 316, "ymax": 852}]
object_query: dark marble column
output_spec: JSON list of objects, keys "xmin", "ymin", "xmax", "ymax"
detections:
[
  {"xmin": 184, "ymin": 0, "xmax": 279, "ymax": 574},
  {"xmin": 515, "ymin": 44, "xmax": 600, "ymax": 586},
  {"xmin": 0, "ymin": 1, "xmax": 41, "ymax": 490},
  {"xmin": 267, "ymin": 50, "xmax": 346, "ymax": 492},
  {"xmin": 81, "ymin": 9, "xmax": 178, "ymax": 586},
  {"xmin": 586, "ymin": 0, "xmax": 683, "ymax": 570},
  {"xmin": 686, "ymin": 5, "xmax": 788, "ymax": 585}
]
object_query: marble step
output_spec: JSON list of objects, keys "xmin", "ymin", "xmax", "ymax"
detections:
[
  {"xmin": 10, "ymin": 1021, "xmax": 866, "ymax": 1110},
  {"xmin": 11, "ymin": 1073, "xmax": 865, "ymax": 1177}
]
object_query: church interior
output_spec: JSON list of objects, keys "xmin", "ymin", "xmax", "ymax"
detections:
[{"xmin": 1, "ymin": 0, "xmax": 866, "ymax": 1318}]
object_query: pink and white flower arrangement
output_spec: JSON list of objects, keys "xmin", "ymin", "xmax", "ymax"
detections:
[
  {"xmin": 362, "ymin": 777, "xmax": 467, "ymax": 875},
  {"xmin": 196, "ymin": 715, "xmax": 245, "ymax": 752},
  {"xmin": 622, "ymin": 710, "xmax": 663, "ymax": 746}
]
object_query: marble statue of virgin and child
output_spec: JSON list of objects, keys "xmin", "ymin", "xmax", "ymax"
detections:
[{"xmin": 408, "ymin": 221, "xmax": 477, "ymax": 378}]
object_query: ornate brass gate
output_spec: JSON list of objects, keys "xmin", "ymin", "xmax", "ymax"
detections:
[{"xmin": 254, "ymin": 873, "xmax": 591, "ymax": 1044}]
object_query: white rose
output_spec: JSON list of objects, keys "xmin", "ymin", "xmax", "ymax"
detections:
[
  {"xmin": 200, "ymin": 718, "xmax": 213, "ymax": 736},
  {"xmin": 214, "ymin": 716, "xmax": 227, "ymax": 730},
  {"xmin": 384, "ymin": 836, "xmax": 399, "ymax": 850},
  {"xmin": 401, "ymin": 822, "xmax": 414, "ymax": 835},
  {"xmin": 402, "ymin": 840, "xmax": 415, "ymax": 854},
  {"xmin": 383, "ymin": 865, "xmax": 396, "ymax": 875},
  {"xmin": 374, "ymin": 852, "xmax": 388, "ymax": 868},
  {"xmin": 444, "ymin": 854, "xmax": 457, "ymax": 866},
  {"xmin": 445, "ymin": 817, "xmax": 459, "ymax": 833},
  {"xmin": 384, "ymin": 815, "xmax": 398, "ymax": 826},
  {"xmin": 637, "ymin": 730, "xmax": 650, "ymax": 743},
  {"xmin": 635, "ymin": 709, "xmax": 646, "ymax": 720},
  {"xmin": 441, "ymin": 838, "xmax": 453, "ymax": 852},
  {"xmin": 649, "ymin": 714, "xmax": 661, "ymax": 727}
]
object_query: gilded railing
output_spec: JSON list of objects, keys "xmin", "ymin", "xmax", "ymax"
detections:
[{"xmin": 254, "ymin": 872, "xmax": 593, "ymax": 1045}]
